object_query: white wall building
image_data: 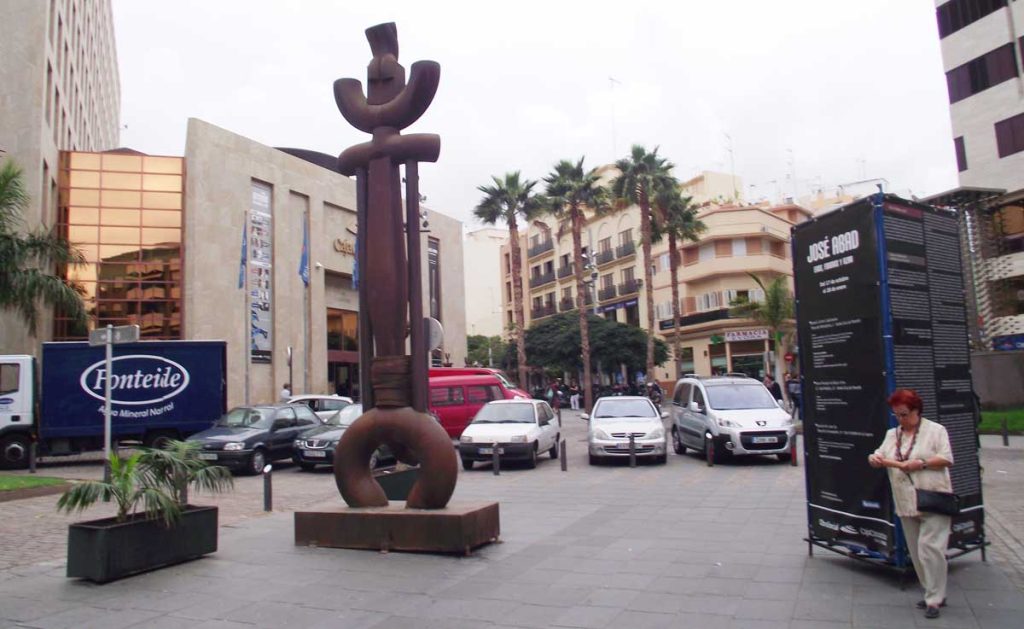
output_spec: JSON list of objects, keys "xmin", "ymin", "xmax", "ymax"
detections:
[{"xmin": 463, "ymin": 227, "xmax": 508, "ymax": 339}]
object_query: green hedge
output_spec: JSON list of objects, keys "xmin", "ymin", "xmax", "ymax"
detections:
[
  {"xmin": 0, "ymin": 474, "xmax": 66, "ymax": 492},
  {"xmin": 979, "ymin": 408, "xmax": 1024, "ymax": 435}
]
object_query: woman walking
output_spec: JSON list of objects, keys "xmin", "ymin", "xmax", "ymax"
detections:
[{"xmin": 868, "ymin": 389, "xmax": 954, "ymax": 619}]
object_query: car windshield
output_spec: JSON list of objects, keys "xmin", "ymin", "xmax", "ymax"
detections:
[
  {"xmin": 592, "ymin": 399, "xmax": 656, "ymax": 420},
  {"xmin": 491, "ymin": 370, "xmax": 517, "ymax": 390},
  {"xmin": 326, "ymin": 404, "xmax": 363, "ymax": 427},
  {"xmin": 216, "ymin": 407, "xmax": 272, "ymax": 428},
  {"xmin": 705, "ymin": 384, "xmax": 779, "ymax": 410},
  {"xmin": 472, "ymin": 403, "xmax": 535, "ymax": 424}
]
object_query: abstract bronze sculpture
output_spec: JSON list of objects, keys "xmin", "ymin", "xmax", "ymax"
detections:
[{"xmin": 329, "ymin": 22, "xmax": 457, "ymax": 509}]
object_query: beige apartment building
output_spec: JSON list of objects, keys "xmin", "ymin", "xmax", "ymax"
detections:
[
  {"xmin": 47, "ymin": 119, "xmax": 466, "ymax": 407},
  {"xmin": 0, "ymin": 0, "xmax": 120, "ymax": 354},
  {"xmin": 500, "ymin": 170, "xmax": 810, "ymax": 387}
]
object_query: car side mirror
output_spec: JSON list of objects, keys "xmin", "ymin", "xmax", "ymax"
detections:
[
  {"xmin": 689, "ymin": 402, "xmax": 704, "ymax": 414},
  {"xmin": 580, "ymin": 413, "xmax": 589, "ymax": 421},
  {"xmin": 661, "ymin": 411, "xmax": 668, "ymax": 419},
  {"xmin": 271, "ymin": 419, "xmax": 290, "ymax": 431}
]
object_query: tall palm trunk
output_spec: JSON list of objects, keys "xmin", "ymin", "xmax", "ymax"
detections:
[
  {"xmin": 571, "ymin": 206, "xmax": 593, "ymax": 412},
  {"xmin": 640, "ymin": 194, "xmax": 655, "ymax": 382},
  {"xmin": 508, "ymin": 219, "xmax": 528, "ymax": 388},
  {"xmin": 668, "ymin": 230, "xmax": 682, "ymax": 376}
]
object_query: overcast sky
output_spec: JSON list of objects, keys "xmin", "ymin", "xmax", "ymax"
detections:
[{"xmin": 113, "ymin": 0, "xmax": 957, "ymax": 229}]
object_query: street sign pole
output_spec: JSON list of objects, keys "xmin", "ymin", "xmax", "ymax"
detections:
[{"xmin": 104, "ymin": 324, "xmax": 113, "ymax": 467}]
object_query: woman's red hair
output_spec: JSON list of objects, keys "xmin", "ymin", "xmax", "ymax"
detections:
[{"xmin": 887, "ymin": 388, "xmax": 923, "ymax": 413}]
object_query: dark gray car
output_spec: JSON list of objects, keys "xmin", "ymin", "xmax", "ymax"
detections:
[{"xmin": 187, "ymin": 404, "xmax": 321, "ymax": 475}]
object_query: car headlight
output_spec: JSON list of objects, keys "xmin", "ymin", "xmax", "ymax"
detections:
[
  {"xmin": 716, "ymin": 418, "xmax": 740, "ymax": 428},
  {"xmin": 648, "ymin": 426, "xmax": 664, "ymax": 440},
  {"xmin": 293, "ymin": 439, "xmax": 303, "ymax": 447},
  {"xmin": 223, "ymin": 442, "xmax": 244, "ymax": 451},
  {"xmin": 593, "ymin": 428, "xmax": 611, "ymax": 440},
  {"xmin": 460, "ymin": 435, "xmax": 473, "ymax": 443},
  {"xmin": 509, "ymin": 435, "xmax": 527, "ymax": 443},
  {"xmin": 327, "ymin": 441, "xmax": 338, "ymax": 448}
]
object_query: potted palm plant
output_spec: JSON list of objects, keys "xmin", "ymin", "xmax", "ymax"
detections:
[{"xmin": 57, "ymin": 440, "xmax": 233, "ymax": 583}]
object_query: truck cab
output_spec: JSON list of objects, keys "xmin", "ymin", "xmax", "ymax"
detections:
[{"xmin": 0, "ymin": 356, "xmax": 35, "ymax": 469}]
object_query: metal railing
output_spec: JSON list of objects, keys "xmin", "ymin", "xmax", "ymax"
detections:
[
  {"xmin": 527, "ymin": 239, "xmax": 554, "ymax": 258},
  {"xmin": 598, "ymin": 285, "xmax": 617, "ymax": 301},
  {"xmin": 615, "ymin": 241, "xmax": 636, "ymax": 258},
  {"xmin": 618, "ymin": 279, "xmax": 642, "ymax": 295},
  {"xmin": 528, "ymin": 271, "xmax": 556, "ymax": 288},
  {"xmin": 595, "ymin": 249, "xmax": 615, "ymax": 265}
]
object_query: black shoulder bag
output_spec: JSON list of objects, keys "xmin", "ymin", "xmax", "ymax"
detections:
[{"xmin": 908, "ymin": 473, "xmax": 960, "ymax": 516}]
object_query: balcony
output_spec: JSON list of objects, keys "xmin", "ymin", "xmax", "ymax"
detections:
[
  {"xmin": 615, "ymin": 241, "xmax": 636, "ymax": 259},
  {"xmin": 598, "ymin": 285, "xmax": 617, "ymax": 301},
  {"xmin": 677, "ymin": 253, "xmax": 793, "ymax": 283},
  {"xmin": 596, "ymin": 249, "xmax": 615, "ymax": 266},
  {"xmin": 528, "ymin": 239, "xmax": 554, "ymax": 258},
  {"xmin": 618, "ymin": 279, "xmax": 642, "ymax": 295},
  {"xmin": 531, "ymin": 304, "xmax": 557, "ymax": 319},
  {"xmin": 557, "ymin": 263, "xmax": 574, "ymax": 279},
  {"xmin": 529, "ymin": 271, "xmax": 556, "ymax": 289},
  {"xmin": 559, "ymin": 297, "xmax": 575, "ymax": 312}
]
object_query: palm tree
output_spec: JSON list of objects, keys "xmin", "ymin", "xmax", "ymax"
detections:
[
  {"xmin": 543, "ymin": 157, "xmax": 611, "ymax": 412},
  {"xmin": 474, "ymin": 172, "xmax": 545, "ymax": 389},
  {"xmin": 0, "ymin": 159, "xmax": 87, "ymax": 335},
  {"xmin": 729, "ymin": 273, "xmax": 795, "ymax": 397},
  {"xmin": 611, "ymin": 145, "xmax": 676, "ymax": 383},
  {"xmin": 653, "ymin": 186, "xmax": 705, "ymax": 376}
]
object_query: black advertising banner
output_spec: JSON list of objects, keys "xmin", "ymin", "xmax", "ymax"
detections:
[
  {"xmin": 882, "ymin": 201, "xmax": 984, "ymax": 547},
  {"xmin": 794, "ymin": 200, "xmax": 894, "ymax": 555}
]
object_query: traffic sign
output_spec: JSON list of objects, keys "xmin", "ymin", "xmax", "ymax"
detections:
[
  {"xmin": 89, "ymin": 324, "xmax": 140, "ymax": 347},
  {"xmin": 784, "ymin": 352, "xmax": 795, "ymax": 363}
]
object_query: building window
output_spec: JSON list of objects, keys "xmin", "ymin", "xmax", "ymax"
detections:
[
  {"xmin": 599, "ymin": 237, "xmax": 612, "ymax": 253},
  {"xmin": 946, "ymin": 43, "xmax": 1019, "ymax": 104},
  {"xmin": 954, "ymin": 136, "xmax": 968, "ymax": 172},
  {"xmin": 55, "ymin": 152, "xmax": 184, "ymax": 340},
  {"xmin": 658, "ymin": 252, "xmax": 670, "ymax": 271},
  {"xmin": 327, "ymin": 309, "xmax": 358, "ymax": 351},
  {"xmin": 698, "ymin": 243, "xmax": 713, "ymax": 262},
  {"xmin": 936, "ymin": 0, "xmax": 1007, "ymax": 39},
  {"xmin": 698, "ymin": 291, "xmax": 721, "ymax": 312},
  {"xmin": 601, "ymin": 274, "xmax": 613, "ymax": 289},
  {"xmin": 995, "ymin": 112, "xmax": 1024, "ymax": 158},
  {"xmin": 622, "ymin": 267, "xmax": 635, "ymax": 283},
  {"xmin": 618, "ymin": 228, "xmax": 632, "ymax": 246},
  {"xmin": 732, "ymin": 238, "xmax": 747, "ymax": 256}
]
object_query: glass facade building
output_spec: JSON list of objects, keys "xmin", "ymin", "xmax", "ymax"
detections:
[{"xmin": 55, "ymin": 151, "xmax": 184, "ymax": 339}]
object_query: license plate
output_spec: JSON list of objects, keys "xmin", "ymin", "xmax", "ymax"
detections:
[
  {"xmin": 618, "ymin": 442, "xmax": 633, "ymax": 449},
  {"xmin": 479, "ymin": 447, "xmax": 504, "ymax": 455},
  {"xmin": 198, "ymin": 453, "xmax": 217, "ymax": 461},
  {"xmin": 303, "ymin": 450, "xmax": 327, "ymax": 458},
  {"xmin": 752, "ymin": 436, "xmax": 778, "ymax": 444}
]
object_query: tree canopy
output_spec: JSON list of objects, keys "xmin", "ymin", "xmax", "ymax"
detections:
[{"xmin": 524, "ymin": 312, "xmax": 668, "ymax": 375}]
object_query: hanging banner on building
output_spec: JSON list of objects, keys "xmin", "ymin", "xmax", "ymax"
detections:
[
  {"xmin": 725, "ymin": 328, "xmax": 768, "ymax": 342},
  {"xmin": 249, "ymin": 182, "xmax": 273, "ymax": 363}
]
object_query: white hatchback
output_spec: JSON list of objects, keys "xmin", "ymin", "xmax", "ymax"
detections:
[
  {"xmin": 584, "ymin": 396, "xmax": 668, "ymax": 465},
  {"xmin": 287, "ymin": 394, "xmax": 354, "ymax": 423},
  {"xmin": 458, "ymin": 400, "xmax": 560, "ymax": 470}
]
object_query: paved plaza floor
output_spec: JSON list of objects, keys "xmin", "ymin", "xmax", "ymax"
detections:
[{"xmin": 1, "ymin": 413, "xmax": 1022, "ymax": 628}]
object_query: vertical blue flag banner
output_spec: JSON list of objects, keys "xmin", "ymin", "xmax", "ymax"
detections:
[
  {"xmin": 352, "ymin": 236, "xmax": 359, "ymax": 290},
  {"xmin": 238, "ymin": 218, "xmax": 247, "ymax": 289},
  {"xmin": 299, "ymin": 219, "xmax": 310, "ymax": 286}
]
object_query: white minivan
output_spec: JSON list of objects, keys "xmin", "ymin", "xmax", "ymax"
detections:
[{"xmin": 670, "ymin": 374, "xmax": 796, "ymax": 464}]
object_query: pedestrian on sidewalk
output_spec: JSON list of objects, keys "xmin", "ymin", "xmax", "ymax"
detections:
[
  {"xmin": 279, "ymin": 383, "xmax": 291, "ymax": 402},
  {"xmin": 785, "ymin": 373, "xmax": 802, "ymax": 419},
  {"xmin": 569, "ymin": 381, "xmax": 581, "ymax": 411},
  {"xmin": 868, "ymin": 388, "xmax": 954, "ymax": 620}
]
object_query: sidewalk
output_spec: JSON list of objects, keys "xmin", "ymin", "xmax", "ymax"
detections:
[{"xmin": 1, "ymin": 418, "xmax": 1022, "ymax": 628}]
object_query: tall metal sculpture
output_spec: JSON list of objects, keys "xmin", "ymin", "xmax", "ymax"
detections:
[{"xmin": 331, "ymin": 22, "xmax": 457, "ymax": 509}]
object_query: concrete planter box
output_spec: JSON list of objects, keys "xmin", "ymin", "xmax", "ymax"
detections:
[
  {"xmin": 66, "ymin": 505, "xmax": 218, "ymax": 583},
  {"xmin": 373, "ymin": 467, "xmax": 419, "ymax": 501}
]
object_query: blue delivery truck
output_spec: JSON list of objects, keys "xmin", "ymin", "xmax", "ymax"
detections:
[{"xmin": 0, "ymin": 341, "xmax": 227, "ymax": 469}]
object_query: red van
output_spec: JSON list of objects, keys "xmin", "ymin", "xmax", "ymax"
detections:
[
  {"xmin": 428, "ymin": 367, "xmax": 530, "ymax": 398},
  {"xmin": 428, "ymin": 373, "xmax": 528, "ymax": 439}
]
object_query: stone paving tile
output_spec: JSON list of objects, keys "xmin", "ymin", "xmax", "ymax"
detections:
[
  {"xmin": 733, "ymin": 598, "xmax": 795, "ymax": 621},
  {"xmin": 850, "ymin": 603, "xmax": 918, "ymax": 628},
  {"xmin": 18, "ymin": 605, "xmax": 163, "ymax": 629},
  {"xmin": 551, "ymin": 605, "xmax": 615, "ymax": 628},
  {"xmin": 501, "ymin": 603, "xmax": 567, "ymax": 628}
]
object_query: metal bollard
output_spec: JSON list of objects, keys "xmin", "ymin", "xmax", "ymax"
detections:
[
  {"xmin": 492, "ymin": 443, "xmax": 500, "ymax": 476},
  {"xmin": 103, "ymin": 458, "xmax": 112, "ymax": 502},
  {"xmin": 28, "ymin": 441, "xmax": 36, "ymax": 474},
  {"xmin": 706, "ymin": 432, "xmax": 714, "ymax": 467},
  {"xmin": 263, "ymin": 464, "xmax": 273, "ymax": 512},
  {"xmin": 790, "ymin": 435, "xmax": 798, "ymax": 467},
  {"xmin": 560, "ymin": 439, "xmax": 567, "ymax": 472},
  {"xmin": 1003, "ymin": 417, "xmax": 1009, "ymax": 447},
  {"xmin": 629, "ymin": 434, "xmax": 636, "ymax": 468},
  {"xmin": 557, "ymin": 407, "xmax": 562, "ymax": 427}
]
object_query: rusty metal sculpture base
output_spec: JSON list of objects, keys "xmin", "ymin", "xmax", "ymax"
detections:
[
  {"xmin": 334, "ymin": 406, "xmax": 457, "ymax": 509},
  {"xmin": 294, "ymin": 501, "xmax": 500, "ymax": 556}
]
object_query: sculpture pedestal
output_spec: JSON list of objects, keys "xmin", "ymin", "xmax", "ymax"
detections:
[{"xmin": 294, "ymin": 502, "xmax": 500, "ymax": 555}]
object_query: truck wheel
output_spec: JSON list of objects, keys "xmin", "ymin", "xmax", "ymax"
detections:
[
  {"xmin": 0, "ymin": 434, "xmax": 30, "ymax": 470},
  {"xmin": 144, "ymin": 430, "xmax": 177, "ymax": 450},
  {"xmin": 248, "ymin": 449, "xmax": 266, "ymax": 475}
]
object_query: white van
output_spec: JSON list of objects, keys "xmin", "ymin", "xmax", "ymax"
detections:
[{"xmin": 670, "ymin": 374, "xmax": 796, "ymax": 464}]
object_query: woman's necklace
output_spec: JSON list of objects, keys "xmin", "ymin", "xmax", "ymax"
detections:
[{"xmin": 895, "ymin": 427, "xmax": 918, "ymax": 462}]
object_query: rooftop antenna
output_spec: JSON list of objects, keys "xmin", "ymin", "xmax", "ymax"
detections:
[{"xmin": 724, "ymin": 133, "xmax": 738, "ymax": 200}]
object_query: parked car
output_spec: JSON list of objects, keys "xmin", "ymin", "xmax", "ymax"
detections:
[
  {"xmin": 583, "ymin": 396, "xmax": 667, "ymax": 465},
  {"xmin": 187, "ymin": 404, "xmax": 320, "ymax": 474},
  {"xmin": 287, "ymin": 394, "xmax": 353, "ymax": 422},
  {"xmin": 669, "ymin": 374, "xmax": 796, "ymax": 463},
  {"xmin": 458, "ymin": 400, "xmax": 560, "ymax": 470},
  {"xmin": 292, "ymin": 404, "xmax": 393, "ymax": 471},
  {"xmin": 429, "ymin": 374, "xmax": 530, "ymax": 439},
  {"xmin": 429, "ymin": 367, "xmax": 530, "ymax": 398}
]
